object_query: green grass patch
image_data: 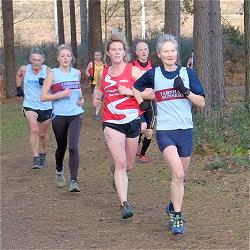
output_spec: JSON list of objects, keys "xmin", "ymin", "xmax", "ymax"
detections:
[
  {"xmin": 0, "ymin": 103, "xmax": 28, "ymax": 145},
  {"xmin": 194, "ymin": 105, "xmax": 250, "ymax": 172}
]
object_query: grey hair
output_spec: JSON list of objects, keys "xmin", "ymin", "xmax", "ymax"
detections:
[
  {"xmin": 29, "ymin": 48, "xmax": 45, "ymax": 59},
  {"xmin": 156, "ymin": 34, "xmax": 178, "ymax": 53}
]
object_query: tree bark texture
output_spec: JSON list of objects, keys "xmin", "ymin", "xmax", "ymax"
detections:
[
  {"xmin": 57, "ymin": 0, "xmax": 65, "ymax": 45},
  {"xmin": 164, "ymin": 0, "xmax": 180, "ymax": 45},
  {"xmin": 244, "ymin": 0, "xmax": 250, "ymax": 104},
  {"xmin": 79, "ymin": 0, "xmax": 88, "ymax": 67},
  {"xmin": 88, "ymin": 0, "xmax": 102, "ymax": 60},
  {"xmin": 164, "ymin": 0, "xmax": 180, "ymax": 63},
  {"xmin": 69, "ymin": 0, "xmax": 77, "ymax": 64},
  {"xmin": 209, "ymin": 0, "xmax": 227, "ymax": 107},
  {"xmin": 2, "ymin": 0, "xmax": 16, "ymax": 98},
  {"xmin": 193, "ymin": 0, "xmax": 212, "ymax": 114},
  {"xmin": 124, "ymin": 0, "xmax": 132, "ymax": 50}
]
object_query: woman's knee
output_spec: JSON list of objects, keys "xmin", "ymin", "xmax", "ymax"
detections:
[
  {"xmin": 68, "ymin": 146, "xmax": 79, "ymax": 155},
  {"xmin": 30, "ymin": 124, "xmax": 39, "ymax": 135},
  {"xmin": 172, "ymin": 169, "xmax": 185, "ymax": 182},
  {"xmin": 114, "ymin": 159, "xmax": 127, "ymax": 170}
]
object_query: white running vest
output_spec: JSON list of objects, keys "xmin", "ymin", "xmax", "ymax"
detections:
[{"xmin": 154, "ymin": 66, "xmax": 193, "ymax": 130}]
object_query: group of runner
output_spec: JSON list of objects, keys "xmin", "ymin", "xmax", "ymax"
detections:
[{"xmin": 16, "ymin": 31, "xmax": 205, "ymax": 235}]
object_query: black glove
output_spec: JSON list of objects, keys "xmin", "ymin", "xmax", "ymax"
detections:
[
  {"xmin": 38, "ymin": 77, "xmax": 45, "ymax": 86},
  {"xmin": 16, "ymin": 86, "xmax": 24, "ymax": 97},
  {"xmin": 88, "ymin": 75, "xmax": 94, "ymax": 81},
  {"xmin": 139, "ymin": 101, "xmax": 151, "ymax": 111},
  {"xmin": 174, "ymin": 76, "xmax": 190, "ymax": 96}
]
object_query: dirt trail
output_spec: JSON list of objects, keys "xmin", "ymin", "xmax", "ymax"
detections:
[{"xmin": 1, "ymin": 96, "xmax": 249, "ymax": 249}]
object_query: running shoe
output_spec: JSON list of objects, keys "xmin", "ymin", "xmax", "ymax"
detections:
[
  {"xmin": 170, "ymin": 212, "xmax": 186, "ymax": 235},
  {"xmin": 32, "ymin": 156, "xmax": 41, "ymax": 169},
  {"xmin": 55, "ymin": 170, "xmax": 66, "ymax": 187},
  {"xmin": 110, "ymin": 163, "xmax": 116, "ymax": 191},
  {"xmin": 69, "ymin": 180, "xmax": 80, "ymax": 192},
  {"xmin": 120, "ymin": 201, "xmax": 133, "ymax": 219},
  {"xmin": 166, "ymin": 201, "xmax": 175, "ymax": 228},
  {"xmin": 139, "ymin": 155, "xmax": 150, "ymax": 163},
  {"xmin": 39, "ymin": 152, "xmax": 46, "ymax": 168},
  {"xmin": 95, "ymin": 115, "xmax": 101, "ymax": 121}
]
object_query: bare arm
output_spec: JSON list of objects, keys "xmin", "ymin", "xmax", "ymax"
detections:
[
  {"xmin": 40, "ymin": 71, "xmax": 72, "ymax": 102},
  {"xmin": 132, "ymin": 87, "xmax": 144, "ymax": 105},
  {"xmin": 187, "ymin": 92, "xmax": 205, "ymax": 109},
  {"xmin": 93, "ymin": 70, "xmax": 104, "ymax": 107},
  {"xmin": 85, "ymin": 62, "xmax": 93, "ymax": 78},
  {"xmin": 16, "ymin": 65, "xmax": 26, "ymax": 87}
]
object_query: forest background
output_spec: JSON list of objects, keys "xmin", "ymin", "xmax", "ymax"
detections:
[{"xmin": 0, "ymin": 1, "xmax": 250, "ymax": 249}]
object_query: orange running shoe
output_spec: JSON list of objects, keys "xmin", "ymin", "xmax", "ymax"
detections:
[{"xmin": 139, "ymin": 155, "xmax": 150, "ymax": 163}]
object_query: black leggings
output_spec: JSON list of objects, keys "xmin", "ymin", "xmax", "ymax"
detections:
[{"xmin": 52, "ymin": 114, "xmax": 83, "ymax": 181}]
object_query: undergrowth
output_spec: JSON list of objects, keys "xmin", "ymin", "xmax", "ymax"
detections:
[{"xmin": 193, "ymin": 105, "xmax": 250, "ymax": 173}]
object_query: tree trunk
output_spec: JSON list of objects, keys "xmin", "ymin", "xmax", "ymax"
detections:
[
  {"xmin": 164, "ymin": 0, "xmax": 180, "ymax": 62},
  {"xmin": 88, "ymin": 0, "xmax": 102, "ymax": 60},
  {"xmin": 245, "ymin": 0, "xmax": 250, "ymax": 105},
  {"xmin": 57, "ymin": 0, "xmax": 65, "ymax": 45},
  {"xmin": 69, "ymin": 0, "xmax": 77, "ymax": 65},
  {"xmin": 193, "ymin": 0, "xmax": 212, "ymax": 114},
  {"xmin": 2, "ymin": 0, "xmax": 15, "ymax": 98},
  {"xmin": 124, "ymin": 0, "xmax": 132, "ymax": 50},
  {"xmin": 164, "ymin": 0, "xmax": 180, "ymax": 43},
  {"xmin": 209, "ymin": 0, "xmax": 227, "ymax": 108},
  {"xmin": 79, "ymin": 0, "xmax": 88, "ymax": 67}
]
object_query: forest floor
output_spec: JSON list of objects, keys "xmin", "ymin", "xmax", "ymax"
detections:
[{"xmin": 1, "ymin": 88, "xmax": 249, "ymax": 249}]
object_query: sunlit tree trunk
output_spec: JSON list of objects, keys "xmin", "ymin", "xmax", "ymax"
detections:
[
  {"xmin": 164, "ymin": 0, "xmax": 180, "ymax": 62},
  {"xmin": 80, "ymin": 0, "xmax": 88, "ymax": 67},
  {"xmin": 164, "ymin": 0, "xmax": 180, "ymax": 43},
  {"xmin": 245, "ymin": 0, "xmax": 250, "ymax": 105},
  {"xmin": 124, "ymin": 0, "xmax": 132, "ymax": 49},
  {"xmin": 193, "ymin": 0, "xmax": 212, "ymax": 114},
  {"xmin": 88, "ymin": 0, "xmax": 102, "ymax": 60},
  {"xmin": 57, "ymin": 0, "xmax": 65, "ymax": 45},
  {"xmin": 209, "ymin": 0, "xmax": 227, "ymax": 108},
  {"xmin": 2, "ymin": 0, "xmax": 15, "ymax": 98},
  {"xmin": 69, "ymin": 0, "xmax": 77, "ymax": 64}
]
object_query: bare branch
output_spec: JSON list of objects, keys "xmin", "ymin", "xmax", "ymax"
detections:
[{"xmin": 14, "ymin": 9, "xmax": 37, "ymax": 25}]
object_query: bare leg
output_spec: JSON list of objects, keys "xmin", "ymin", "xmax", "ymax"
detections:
[
  {"xmin": 25, "ymin": 111, "xmax": 39, "ymax": 157},
  {"xmin": 38, "ymin": 119, "xmax": 50, "ymax": 153},
  {"xmin": 163, "ymin": 146, "xmax": 191, "ymax": 212},
  {"xmin": 104, "ymin": 127, "xmax": 128, "ymax": 205}
]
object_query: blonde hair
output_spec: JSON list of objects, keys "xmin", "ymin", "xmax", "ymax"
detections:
[
  {"xmin": 57, "ymin": 44, "xmax": 73, "ymax": 57},
  {"xmin": 106, "ymin": 31, "xmax": 131, "ymax": 63},
  {"xmin": 57, "ymin": 44, "xmax": 75, "ymax": 63}
]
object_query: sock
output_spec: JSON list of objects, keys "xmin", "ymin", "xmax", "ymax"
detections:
[
  {"xmin": 140, "ymin": 138, "xmax": 151, "ymax": 156},
  {"xmin": 169, "ymin": 200, "xmax": 175, "ymax": 212}
]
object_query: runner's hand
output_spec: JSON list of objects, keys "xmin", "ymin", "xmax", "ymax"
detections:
[
  {"xmin": 78, "ymin": 96, "xmax": 85, "ymax": 106},
  {"xmin": 93, "ymin": 97, "xmax": 101, "ymax": 107},
  {"xmin": 16, "ymin": 86, "xmax": 24, "ymax": 97},
  {"xmin": 118, "ymin": 84, "xmax": 132, "ymax": 96},
  {"xmin": 60, "ymin": 89, "xmax": 72, "ymax": 98},
  {"xmin": 88, "ymin": 76, "xmax": 94, "ymax": 81},
  {"xmin": 38, "ymin": 78, "xmax": 45, "ymax": 85},
  {"xmin": 174, "ymin": 76, "xmax": 189, "ymax": 96}
]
